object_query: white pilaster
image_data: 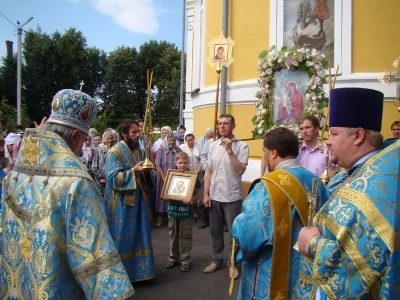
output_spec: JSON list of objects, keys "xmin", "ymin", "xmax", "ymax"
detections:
[{"xmin": 184, "ymin": 0, "xmax": 195, "ymax": 131}]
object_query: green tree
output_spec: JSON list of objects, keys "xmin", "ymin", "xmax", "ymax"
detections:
[
  {"xmin": 91, "ymin": 107, "xmax": 113, "ymax": 135},
  {"xmin": 0, "ymin": 97, "xmax": 17, "ymax": 131},
  {"xmin": 22, "ymin": 27, "xmax": 106, "ymax": 121},
  {"xmin": 136, "ymin": 41, "xmax": 184, "ymax": 129},
  {"xmin": 0, "ymin": 54, "xmax": 17, "ymax": 108},
  {"xmin": 100, "ymin": 46, "xmax": 141, "ymax": 128},
  {"xmin": 100, "ymin": 41, "xmax": 184, "ymax": 130}
]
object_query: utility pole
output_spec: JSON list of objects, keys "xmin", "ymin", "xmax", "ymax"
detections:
[
  {"xmin": 16, "ymin": 16, "xmax": 33, "ymax": 125},
  {"xmin": 220, "ymin": 0, "xmax": 229, "ymax": 115}
]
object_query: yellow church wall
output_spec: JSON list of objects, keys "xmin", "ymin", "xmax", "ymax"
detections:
[
  {"xmin": 382, "ymin": 101, "xmax": 399, "ymax": 138},
  {"xmin": 193, "ymin": 102, "xmax": 398, "ymax": 159},
  {"xmin": 352, "ymin": 0, "xmax": 400, "ymax": 73},
  {"xmin": 193, "ymin": 104, "xmax": 263, "ymax": 158},
  {"xmin": 203, "ymin": 0, "xmax": 400, "ymax": 82},
  {"xmin": 197, "ymin": 0, "xmax": 398, "ymax": 159},
  {"xmin": 204, "ymin": 0, "xmax": 270, "ymax": 87}
]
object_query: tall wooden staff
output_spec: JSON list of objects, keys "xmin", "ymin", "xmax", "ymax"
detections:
[
  {"xmin": 308, "ymin": 65, "xmax": 339, "ymax": 230},
  {"xmin": 142, "ymin": 69, "xmax": 154, "ymax": 169},
  {"xmin": 213, "ymin": 63, "xmax": 222, "ymax": 138},
  {"xmin": 318, "ymin": 64, "xmax": 339, "ymax": 186},
  {"xmin": 206, "ymin": 33, "xmax": 236, "ymax": 295}
]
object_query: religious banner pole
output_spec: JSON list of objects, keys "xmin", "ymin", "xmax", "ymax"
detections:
[
  {"xmin": 207, "ymin": 32, "xmax": 235, "ymax": 139},
  {"xmin": 213, "ymin": 63, "xmax": 222, "ymax": 138},
  {"xmin": 142, "ymin": 69, "xmax": 154, "ymax": 170},
  {"xmin": 206, "ymin": 32, "xmax": 236, "ymax": 295},
  {"xmin": 318, "ymin": 64, "xmax": 339, "ymax": 186},
  {"xmin": 379, "ymin": 56, "xmax": 400, "ymax": 116}
]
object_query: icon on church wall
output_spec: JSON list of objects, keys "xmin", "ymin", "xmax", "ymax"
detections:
[
  {"xmin": 283, "ymin": 0, "xmax": 334, "ymax": 67},
  {"xmin": 273, "ymin": 69, "xmax": 309, "ymax": 125}
]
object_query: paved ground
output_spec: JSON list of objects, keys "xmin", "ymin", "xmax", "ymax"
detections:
[{"xmin": 132, "ymin": 214, "xmax": 240, "ymax": 300}]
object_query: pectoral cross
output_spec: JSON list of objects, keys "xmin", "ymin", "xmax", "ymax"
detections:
[{"xmin": 79, "ymin": 80, "xmax": 85, "ymax": 91}]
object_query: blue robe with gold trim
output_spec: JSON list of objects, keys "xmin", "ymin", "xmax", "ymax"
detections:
[
  {"xmin": 0, "ymin": 129, "xmax": 134, "ymax": 299},
  {"xmin": 232, "ymin": 166, "xmax": 327, "ymax": 300},
  {"xmin": 0, "ymin": 168, "xmax": 5, "ymax": 209},
  {"xmin": 294, "ymin": 140, "xmax": 400, "ymax": 299},
  {"xmin": 104, "ymin": 140, "xmax": 155, "ymax": 282}
]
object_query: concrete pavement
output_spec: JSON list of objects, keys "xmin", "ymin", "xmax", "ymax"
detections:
[{"xmin": 132, "ymin": 215, "xmax": 240, "ymax": 299}]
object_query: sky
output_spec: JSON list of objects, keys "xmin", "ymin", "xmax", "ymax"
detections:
[{"xmin": 0, "ymin": 0, "xmax": 185, "ymax": 59}]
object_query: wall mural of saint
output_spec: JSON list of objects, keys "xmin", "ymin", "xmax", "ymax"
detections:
[{"xmin": 284, "ymin": 0, "xmax": 334, "ymax": 67}]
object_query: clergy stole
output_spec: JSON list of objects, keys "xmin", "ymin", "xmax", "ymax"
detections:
[
  {"xmin": 260, "ymin": 170, "xmax": 309, "ymax": 300},
  {"xmin": 108, "ymin": 142, "xmax": 148, "ymax": 206}
]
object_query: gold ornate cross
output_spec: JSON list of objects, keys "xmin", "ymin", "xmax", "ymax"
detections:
[
  {"xmin": 79, "ymin": 80, "xmax": 85, "ymax": 91},
  {"xmin": 21, "ymin": 135, "xmax": 43, "ymax": 168},
  {"xmin": 379, "ymin": 57, "xmax": 400, "ymax": 113}
]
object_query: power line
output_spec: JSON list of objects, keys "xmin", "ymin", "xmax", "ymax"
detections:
[{"xmin": 0, "ymin": 12, "xmax": 17, "ymax": 28}]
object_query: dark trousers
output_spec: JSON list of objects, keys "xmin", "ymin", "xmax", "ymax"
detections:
[
  {"xmin": 202, "ymin": 207, "xmax": 210, "ymax": 223},
  {"xmin": 209, "ymin": 199, "xmax": 242, "ymax": 265},
  {"xmin": 168, "ymin": 217, "xmax": 193, "ymax": 265}
]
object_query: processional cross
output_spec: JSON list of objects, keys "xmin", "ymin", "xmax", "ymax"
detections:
[{"xmin": 379, "ymin": 57, "xmax": 400, "ymax": 114}]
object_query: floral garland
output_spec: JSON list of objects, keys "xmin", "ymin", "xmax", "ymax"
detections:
[{"xmin": 252, "ymin": 46, "xmax": 329, "ymax": 139}]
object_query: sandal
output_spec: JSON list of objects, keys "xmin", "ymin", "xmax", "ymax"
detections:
[
  {"xmin": 181, "ymin": 264, "xmax": 190, "ymax": 272},
  {"xmin": 166, "ymin": 262, "xmax": 178, "ymax": 269}
]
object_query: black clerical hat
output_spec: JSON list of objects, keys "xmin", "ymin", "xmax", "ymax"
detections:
[{"xmin": 329, "ymin": 88, "xmax": 384, "ymax": 131}]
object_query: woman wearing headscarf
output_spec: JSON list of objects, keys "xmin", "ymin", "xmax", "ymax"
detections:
[
  {"xmin": 155, "ymin": 132, "xmax": 182, "ymax": 227},
  {"xmin": 5, "ymin": 133, "xmax": 22, "ymax": 161},
  {"xmin": 92, "ymin": 128, "xmax": 117, "ymax": 195},
  {"xmin": 151, "ymin": 126, "xmax": 172, "ymax": 161},
  {"xmin": 81, "ymin": 135, "xmax": 96, "ymax": 180},
  {"xmin": 176, "ymin": 125, "xmax": 186, "ymax": 146}
]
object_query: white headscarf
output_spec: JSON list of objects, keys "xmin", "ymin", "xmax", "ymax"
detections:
[
  {"xmin": 4, "ymin": 133, "xmax": 22, "ymax": 160},
  {"xmin": 160, "ymin": 127, "xmax": 173, "ymax": 149},
  {"xmin": 5, "ymin": 133, "xmax": 22, "ymax": 146},
  {"xmin": 180, "ymin": 131, "xmax": 200, "ymax": 158},
  {"xmin": 81, "ymin": 143, "xmax": 95, "ymax": 164}
]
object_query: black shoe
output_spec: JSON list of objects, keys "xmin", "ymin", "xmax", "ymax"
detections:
[
  {"xmin": 181, "ymin": 264, "xmax": 190, "ymax": 272},
  {"xmin": 198, "ymin": 222, "xmax": 209, "ymax": 229},
  {"xmin": 166, "ymin": 262, "xmax": 178, "ymax": 269},
  {"xmin": 156, "ymin": 215, "xmax": 163, "ymax": 227},
  {"xmin": 224, "ymin": 226, "xmax": 228, "ymax": 232}
]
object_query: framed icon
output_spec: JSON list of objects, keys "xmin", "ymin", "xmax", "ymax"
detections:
[
  {"xmin": 161, "ymin": 170, "xmax": 198, "ymax": 202},
  {"xmin": 207, "ymin": 32, "xmax": 235, "ymax": 68}
]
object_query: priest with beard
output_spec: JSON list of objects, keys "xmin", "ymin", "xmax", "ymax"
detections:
[{"xmin": 104, "ymin": 119, "xmax": 156, "ymax": 282}]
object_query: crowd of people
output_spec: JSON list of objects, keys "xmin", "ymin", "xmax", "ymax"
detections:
[{"xmin": 0, "ymin": 86, "xmax": 399, "ymax": 299}]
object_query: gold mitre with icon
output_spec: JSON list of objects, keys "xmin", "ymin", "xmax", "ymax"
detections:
[{"xmin": 47, "ymin": 87, "xmax": 98, "ymax": 135}]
